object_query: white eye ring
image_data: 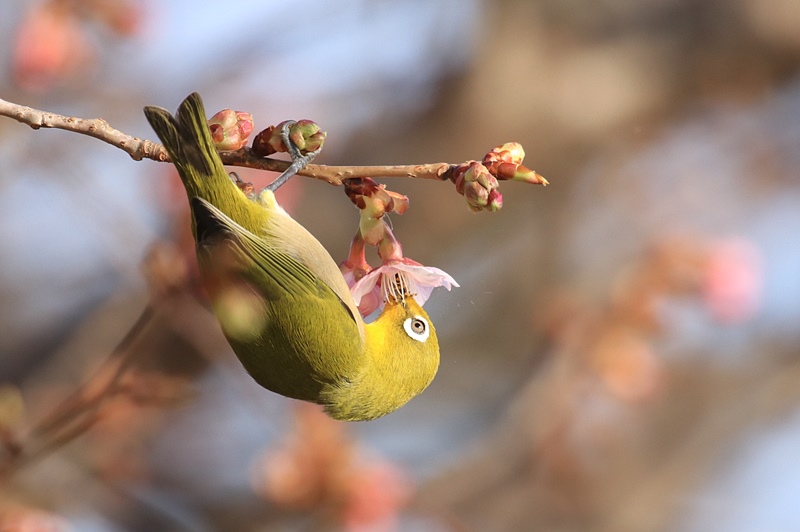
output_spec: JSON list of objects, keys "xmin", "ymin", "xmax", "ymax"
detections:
[{"xmin": 403, "ymin": 316, "xmax": 430, "ymax": 342}]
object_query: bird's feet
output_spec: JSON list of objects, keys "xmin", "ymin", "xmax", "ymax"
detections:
[
  {"xmin": 229, "ymin": 171, "xmax": 257, "ymax": 199},
  {"xmin": 263, "ymin": 121, "xmax": 322, "ymax": 192}
]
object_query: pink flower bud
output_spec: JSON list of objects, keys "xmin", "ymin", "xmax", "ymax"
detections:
[
  {"xmin": 493, "ymin": 142, "xmax": 526, "ymax": 165},
  {"xmin": 251, "ymin": 125, "xmax": 279, "ymax": 156},
  {"xmin": 452, "ymin": 162, "xmax": 502, "ymax": 212},
  {"xmin": 483, "ymin": 142, "xmax": 548, "ymax": 185},
  {"xmin": 465, "ymin": 161, "xmax": 498, "ymax": 190},
  {"xmin": 463, "ymin": 180, "xmax": 490, "ymax": 211},
  {"xmin": 207, "ymin": 109, "xmax": 254, "ymax": 151},
  {"xmin": 487, "ymin": 189, "xmax": 503, "ymax": 211},
  {"xmin": 251, "ymin": 119, "xmax": 326, "ymax": 157}
]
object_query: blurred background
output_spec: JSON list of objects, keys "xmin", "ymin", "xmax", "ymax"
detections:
[{"xmin": 1, "ymin": 0, "xmax": 800, "ymax": 530}]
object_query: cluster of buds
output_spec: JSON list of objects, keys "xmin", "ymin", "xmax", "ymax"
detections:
[
  {"xmin": 205, "ymin": 108, "xmax": 326, "ymax": 157},
  {"xmin": 207, "ymin": 109, "xmax": 254, "ymax": 151},
  {"xmin": 448, "ymin": 142, "xmax": 548, "ymax": 212},
  {"xmin": 252, "ymin": 119, "xmax": 326, "ymax": 157},
  {"xmin": 451, "ymin": 161, "xmax": 502, "ymax": 212},
  {"xmin": 340, "ymin": 178, "xmax": 457, "ymax": 316}
]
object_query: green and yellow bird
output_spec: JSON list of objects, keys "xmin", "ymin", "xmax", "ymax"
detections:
[{"xmin": 144, "ymin": 93, "xmax": 439, "ymax": 421}]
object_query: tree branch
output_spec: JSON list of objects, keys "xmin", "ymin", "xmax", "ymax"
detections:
[
  {"xmin": 0, "ymin": 97, "xmax": 453, "ymax": 186},
  {"xmin": 0, "ymin": 97, "xmax": 167, "ymax": 162}
]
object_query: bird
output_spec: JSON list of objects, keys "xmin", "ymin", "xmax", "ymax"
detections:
[{"xmin": 144, "ymin": 93, "xmax": 439, "ymax": 421}]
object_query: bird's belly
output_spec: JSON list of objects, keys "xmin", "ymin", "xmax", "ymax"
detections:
[{"xmin": 220, "ymin": 298, "xmax": 364, "ymax": 404}]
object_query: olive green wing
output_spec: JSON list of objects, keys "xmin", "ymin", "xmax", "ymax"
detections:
[
  {"xmin": 254, "ymin": 195, "xmax": 365, "ymax": 336},
  {"xmin": 191, "ymin": 197, "xmax": 360, "ymax": 326},
  {"xmin": 191, "ymin": 197, "xmax": 370, "ymax": 401}
]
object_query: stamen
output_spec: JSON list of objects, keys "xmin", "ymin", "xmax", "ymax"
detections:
[{"xmin": 381, "ymin": 271, "xmax": 418, "ymax": 304}]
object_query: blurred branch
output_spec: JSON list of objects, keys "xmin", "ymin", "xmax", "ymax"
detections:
[
  {"xmin": 414, "ymin": 235, "xmax": 763, "ymax": 529},
  {"xmin": 0, "ymin": 303, "xmax": 157, "ymax": 478},
  {"xmin": 0, "ymin": 97, "xmax": 468, "ymax": 186},
  {"xmin": 0, "ymin": 239, "xmax": 225, "ymax": 479}
]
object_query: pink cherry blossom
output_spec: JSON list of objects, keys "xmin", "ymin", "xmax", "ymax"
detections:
[{"xmin": 349, "ymin": 258, "xmax": 458, "ymax": 316}]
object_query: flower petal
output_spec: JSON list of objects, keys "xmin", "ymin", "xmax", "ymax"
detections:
[{"xmin": 350, "ymin": 268, "xmax": 382, "ymax": 306}]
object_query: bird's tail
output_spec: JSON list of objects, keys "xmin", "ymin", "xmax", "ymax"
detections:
[{"xmin": 144, "ymin": 93, "xmax": 243, "ymax": 214}]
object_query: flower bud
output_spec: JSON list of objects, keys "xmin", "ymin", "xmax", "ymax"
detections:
[
  {"xmin": 288, "ymin": 119, "xmax": 326, "ymax": 153},
  {"xmin": 466, "ymin": 161, "xmax": 498, "ymax": 190},
  {"xmin": 483, "ymin": 142, "xmax": 524, "ymax": 177},
  {"xmin": 450, "ymin": 163, "xmax": 469, "ymax": 195},
  {"xmin": 251, "ymin": 125, "xmax": 279, "ymax": 156},
  {"xmin": 490, "ymin": 142, "xmax": 526, "ymax": 165},
  {"xmin": 463, "ymin": 180, "xmax": 489, "ymax": 211},
  {"xmin": 483, "ymin": 141, "xmax": 548, "ymax": 184},
  {"xmin": 207, "ymin": 109, "xmax": 254, "ymax": 151},
  {"xmin": 487, "ymin": 189, "xmax": 503, "ymax": 211},
  {"xmin": 252, "ymin": 121, "xmax": 289, "ymax": 156},
  {"xmin": 452, "ymin": 161, "xmax": 502, "ymax": 212},
  {"xmin": 251, "ymin": 120, "xmax": 326, "ymax": 157}
]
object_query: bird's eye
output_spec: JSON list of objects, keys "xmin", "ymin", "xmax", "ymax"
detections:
[{"xmin": 403, "ymin": 316, "xmax": 430, "ymax": 342}]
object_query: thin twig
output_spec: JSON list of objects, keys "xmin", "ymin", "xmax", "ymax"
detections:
[
  {"xmin": 220, "ymin": 148, "xmax": 453, "ymax": 185},
  {"xmin": 0, "ymin": 97, "xmax": 454, "ymax": 185}
]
